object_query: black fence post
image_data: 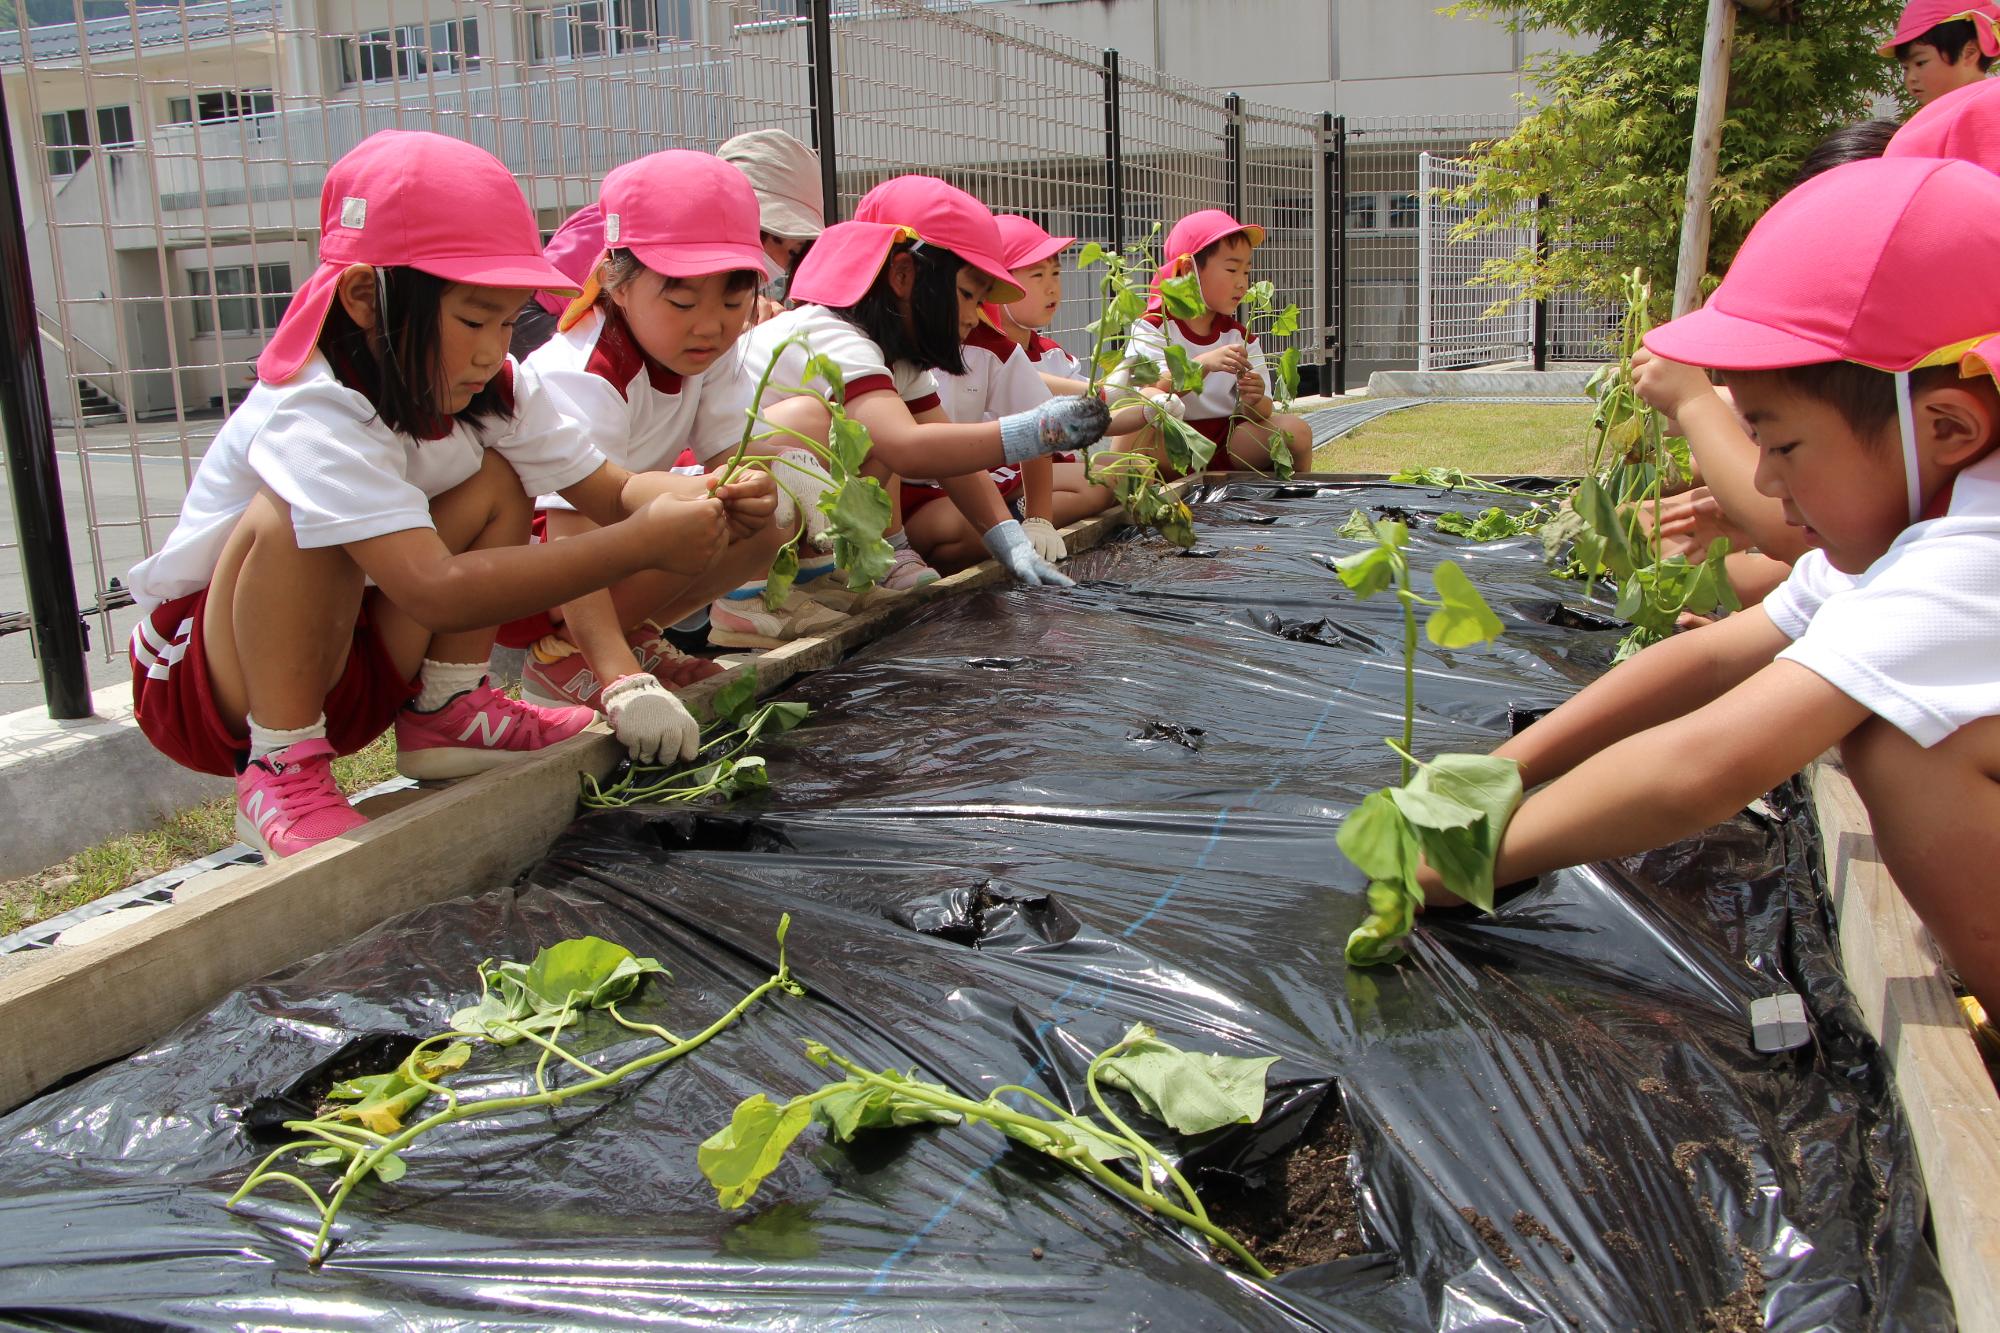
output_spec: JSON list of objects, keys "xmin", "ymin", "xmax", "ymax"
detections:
[
  {"xmin": 1102, "ymin": 48, "xmax": 1124, "ymax": 254},
  {"xmin": 0, "ymin": 76, "xmax": 91, "ymax": 719},
  {"xmin": 1224, "ymin": 93, "xmax": 1244, "ymax": 219},
  {"xmin": 806, "ymin": 0, "xmax": 840, "ymax": 223},
  {"xmin": 1532, "ymin": 191, "xmax": 1551, "ymax": 371},
  {"xmin": 1326, "ymin": 113, "xmax": 1348, "ymax": 396}
]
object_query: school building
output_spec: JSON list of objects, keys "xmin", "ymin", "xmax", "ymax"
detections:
[{"xmin": 0, "ymin": 1, "xmax": 1582, "ymax": 426}]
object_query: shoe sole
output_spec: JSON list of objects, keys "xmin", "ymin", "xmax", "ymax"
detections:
[
  {"xmin": 234, "ymin": 811, "xmax": 280, "ymax": 861},
  {"xmin": 395, "ymin": 745, "xmax": 574, "ymax": 782},
  {"xmin": 707, "ymin": 627, "xmax": 795, "ymax": 650}
]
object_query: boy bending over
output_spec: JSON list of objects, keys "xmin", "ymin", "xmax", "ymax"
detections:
[{"xmin": 1449, "ymin": 157, "xmax": 2000, "ymax": 1011}]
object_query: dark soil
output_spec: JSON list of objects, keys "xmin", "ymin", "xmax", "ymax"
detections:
[
  {"xmin": 1459, "ymin": 1205, "xmax": 1523, "ymax": 1269},
  {"xmin": 1698, "ymin": 1245, "xmax": 1767, "ymax": 1333},
  {"xmin": 1203, "ymin": 1108, "xmax": 1366, "ymax": 1273},
  {"xmin": 1511, "ymin": 1209, "xmax": 1575, "ymax": 1263}
]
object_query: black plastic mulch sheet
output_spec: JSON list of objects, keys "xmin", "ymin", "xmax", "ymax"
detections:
[{"xmin": 0, "ymin": 482, "xmax": 1952, "ymax": 1331}]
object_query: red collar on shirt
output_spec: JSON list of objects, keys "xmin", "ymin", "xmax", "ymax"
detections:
[
  {"xmin": 1027, "ymin": 331, "xmax": 1066, "ymax": 359},
  {"xmin": 964, "ymin": 321, "xmax": 1021, "ymax": 361},
  {"xmin": 585, "ymin": 306, "xmax": 684, "ymax": 398}
]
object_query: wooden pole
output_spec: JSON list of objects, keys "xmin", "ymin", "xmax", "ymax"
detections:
[{"xmin": 1673, "ymin": 0, "xmax": 1739, "ymax": 318}]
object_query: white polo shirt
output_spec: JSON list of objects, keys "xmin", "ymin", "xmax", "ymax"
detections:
[
  {"xmin": 1118, "ymin": 310, "xmax": 1268, "ymax": 423},
  {"xmin": 915, "ymin": 321, "xmax": 1050, "ymax": 492},
  {"xmin": 737, "ymin": 304, "xmax": 942, "ymax": 418},
  {"xmin": 515, "ymin": 306, "xmax": 751, "ymax": 510},
  {"xmin": 126, "ymin": 354, "xmax": 602, "ymax": 612},
  {"xmin": 1025, "ymin": 331, "xmax": 1084, "ymax": 382},
  {"xmin": 1765, "ymin": 448, "xmax": 2000, "ymax": 747}
]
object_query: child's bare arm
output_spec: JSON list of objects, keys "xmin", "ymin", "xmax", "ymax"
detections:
[
  {"xmin": 348, "ymin": 493, "xmax": 724, "ymax": 633},
  {"xmin": 541, "ymin": 509, "xmax": 650, "ymax": 683},
  {"xmin": 1490, "ymin": 661, "xmax": 1869, "ymax": 889},
  {"xmin": 1021, "ymin": 455, "xmax": 1055, "ymax": 524},
  {"xmin": 1632, "ymin": 349, "xmax": 1807, "ymax": 562},
  {"xmin": 1496, "ymin": 606, "xmax": 1791, "ymax": 788}
]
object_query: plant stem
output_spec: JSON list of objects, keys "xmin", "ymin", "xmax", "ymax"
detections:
[
  {"xmin": 244, "ymin": 928, "xmax": 798, "ymax": 1265},
  {"xmin": 812, "ymin": 1050, "xmax": 1269, "ymax": 1279}
]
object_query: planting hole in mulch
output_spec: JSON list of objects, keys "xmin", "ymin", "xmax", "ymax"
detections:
[{"xmin": 1201, "ymin": 1101, "xmax": 1366, "ymax": 1274}]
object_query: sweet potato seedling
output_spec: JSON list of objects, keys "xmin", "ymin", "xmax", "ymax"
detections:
[
  {"xmin": 699, "ymin": 1023, "xmax": 1281, "ymax": 1278},
  {"xmin": 713, "ymin": 332, "xmax": 897, "ymax": 607},
  {"xmin": 1216, "ymin": 278, "xmax": 1304, "ymax": 481},
  {"xmin": 1332, "ymin": 513, "xmax": 1521, "ymax": 965},
  {"xmin": 580, "ymin": 669, "xmax": 809, "ymax": 809},
  {"xmin": 1539, "ymin": 271, "xmax": 1737, "ymax": 657},
  {"xmin": 228, "ymin": 917, "xmax": 803, "ymax": 1265}
]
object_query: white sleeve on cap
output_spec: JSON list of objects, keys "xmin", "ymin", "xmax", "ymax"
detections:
[
  {"xmin": 689, "ymin": 344, "xmax": 755, "ymax": 464},
  {"xmin": 1774, "ymin": 526, "xmax": 2000, "ymax": 747},
  {"xmin": 245, "ymin": 386, "xmax": 436, "ymax": 549},
  {"xmin": 500, "ymin": 354, "xmax": 614, "ymax": 513}
]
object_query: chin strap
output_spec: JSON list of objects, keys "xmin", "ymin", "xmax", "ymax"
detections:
[{"xmin": 1894, "ymin": 370, "xmax": 1924, "ymax": 523}]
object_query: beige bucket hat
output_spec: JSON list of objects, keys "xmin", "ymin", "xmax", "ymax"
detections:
[{"xmin": 718, "ymin": 128, "xmax": 826, "ymax": 241}]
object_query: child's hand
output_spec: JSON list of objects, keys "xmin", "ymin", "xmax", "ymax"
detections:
[
  {"xmin": 709, "ymin": 467, "xmax": 778, "ymax": 541},
  {"xmin": 982, "ymin": 519, "xmax": 1075, "ymax": 587},
  {"xmin": 1641, "ymin": 486, "xmax": 1747, "ymax": 559},
  {"xmin": 999, "ymin": 395, "xmax": 1111, "ymax": 464},
  {"xmin": 1021, "ymin": 516, "xmax": 1066, "ymax": 563},
  {"xmin": 750, "ymin": 294, "xmax": 785, "ymax": 326},
  {"xmin": 637, "ymin": 493, "xmax": 727, "ymax": 575},
  {"xmin": 1631, "ymin": 348, "xmax": 1716, "ymax": 434},
  {"xmin": 1194, "ymin": 345, "xmax": 1249, "ymax": 377},
  {"xmin": 1235, "ymin": 369, "xmax": 1269, "ymax": 413}
]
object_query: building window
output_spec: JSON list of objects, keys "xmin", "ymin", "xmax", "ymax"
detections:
[
  {"xmin": 42, "ymin": 105, "xmax": 134, "ymax": 176},
  {"xmin": 166, "ymin": 89, "xmax": 275, "ymax": 124},
  {"xmin": 189, "ymin": 262, "xmax": 293, "ymax": 337},
  {"xmin": 531, "ymin": 0, "xmax": 692, "ymax": 61},
  {"xmin": 1388, "ymin": 193, "xmax": 1420, "ymax": 230},
  {"xmin": 1344, "ymin": 192, "xmax": 1377, "ymax": 234},
  {"xmin": 341, "ymin": 18, "xmax": 480, "ymax": 85}
]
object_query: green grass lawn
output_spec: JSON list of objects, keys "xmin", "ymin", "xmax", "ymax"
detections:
[
  {"xmin": 1312, "ymin": 401, "xmax": 1594, "ymax": 477},
  {"xmin": 0, "ymin": 400, "xmax": 1597, "ymax": 939},
  {"xmin": 0, "ymin": 734, "xmax": 400, "ymax": 937}
]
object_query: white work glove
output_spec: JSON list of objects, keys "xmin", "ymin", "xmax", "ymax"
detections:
[
  {"xmin": 601, "ymin": 672, "xmax": 700, "ymax": 764},
  {"xmin": 768, "ymin": 450, "xmax": 837, "ymax": 549},
  {"xmin": 1020, "ymin": 516, "xmax": 1067, "ymax": 563},
  {"xmin": 1143, "ymin": 390, "xmax": 1187, "ymax": 422},
  {"xmin": 982, "ymin": 519, "xmax": 1075, "ymax": 587},
  {"xmin": 998, "ymin": 395, "xmax": 1113, "ymax": 465}
]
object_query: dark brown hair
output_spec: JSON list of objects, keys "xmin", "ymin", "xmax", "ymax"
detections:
[{"xmin": 318, "ymin": 266, "xmax": 512, "ymax": 438}]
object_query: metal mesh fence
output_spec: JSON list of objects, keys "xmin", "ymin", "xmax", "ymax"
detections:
[
  {"xmin": 1417, "ymin": 151, "xmax": 1530, "ymax": 371},
  {"xmin": 3, "ymin": 2, "xmax": 1597, "ymax": 714}
]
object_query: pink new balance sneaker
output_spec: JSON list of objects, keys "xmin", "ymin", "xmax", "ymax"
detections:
[
  {"xmin": 395, "ymin": 678, "xmax": 597, "ymax": 780},
  {"xmin": 236, "ymin": 738, "xmax": 367, "ymax": 860},
  {"xmin": 523, "ymin": 624, "xmax": 725, "ymax": 710}
]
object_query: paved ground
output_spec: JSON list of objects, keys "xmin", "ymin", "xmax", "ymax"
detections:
[{"xmin": 0, "ymin": 420, "xmax": 216, "ymax": 716}]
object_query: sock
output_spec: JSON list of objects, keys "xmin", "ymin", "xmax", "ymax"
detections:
[
  {"xmin": 796, "ymin": 550, "xmax": 839, "ymax": 584},
  {"xmin": 529, "ymin": 632, "xmax": 579, "ymax": 665},
  {"xmin": 249, "ymin": 714, "xmax": 326, "ymax": 762},
  {"xmin": 888, "ymin": 528, "xmax": 911, "ymax": 550},
  {"xmin": 720, "ymin": 577, "xmax": 769, "ymax": 604},
  {"xmin": 414, "ymin": 659, "xmax": 487, "ymax": 711}
]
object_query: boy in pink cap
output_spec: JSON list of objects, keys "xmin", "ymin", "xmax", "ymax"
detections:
[
  {"xmin": 499, "ymin": 150, "xmax": 820, "ymax": 745},
  {"xmin": 1111, "ymin": 209, "xmax": 1313, "ymax": 477},
  {"xmin": 1425, "ymin": 157, "xmax": 2000, "ymax": 1012},
  {"xmin": 1882, "ymin": 1, "xmax": 2000, "ymax": 106},
  {"xmin": 731, "ymin": 175, "xmax": 1113, "ymax": 616},
  {"xmin": 125, "ymin": 131, "xmax": 771, "ymax": 859}
]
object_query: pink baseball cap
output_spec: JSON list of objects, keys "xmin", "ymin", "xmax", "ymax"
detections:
[
  {"xmin": 789, "ymin": 175, "xmax": 1025, "ymax": 308},
  {"xmin": 535, "ymin": 203, "xmax": 605, "ymax": 316},
  {"xmin": 557, "ymin": 150, "xmax": 773, "ymax": 329},
  {"xmin": 1879, "ymin": 0, "xmax": 2000, "ymax": 55},
  {"xmin": 258, "ymin": 130, "xmax": 572, "ymax": 384},
  {"xmin": 1646, "ymin": 156, "xmax": 2000, "ymax": 519},
  {"xmin": 993, "ymin": 214, "xmax": 1074, "ymax": 270},
  {"xmin": 1150, "ymin": 208, "xmax": 1265, "ymax": 313},
  {"xmin": 1885, "ymin": 74, "xmax": 2000, "ymax": 166}
]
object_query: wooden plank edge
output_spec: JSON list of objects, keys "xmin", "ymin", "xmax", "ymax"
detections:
[
  {"xmin": 0, "ymin": 493, "xmax": 1155, "ymax": 1113},
  {"xmin": 1807, "ymin": 759, "xmax": 2000, "ymax": 1333}
]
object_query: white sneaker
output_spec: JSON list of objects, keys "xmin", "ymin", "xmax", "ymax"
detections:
[{"xmin": 708, "ymin": 588, "xmax": 850, "ymax": 649}]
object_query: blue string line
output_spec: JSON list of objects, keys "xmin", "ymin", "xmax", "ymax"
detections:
[{"xmin": 849, "ymin": 690, "xmax": 1344, "ymax": 1300}]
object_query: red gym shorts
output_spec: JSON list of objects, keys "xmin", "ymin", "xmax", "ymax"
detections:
[{"xmin": 129, "ymin": 587, "xmax": 418, "ymax": 777}]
